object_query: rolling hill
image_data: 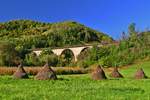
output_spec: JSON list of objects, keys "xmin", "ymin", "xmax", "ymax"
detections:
[{"xmin": 0, "ymin": 20, "xmax": 113, "ymax": 49}]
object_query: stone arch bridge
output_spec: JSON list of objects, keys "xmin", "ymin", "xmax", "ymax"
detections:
[{"xmin": 33, "ymin": 45, "xmax": 103, "ymax": 61}]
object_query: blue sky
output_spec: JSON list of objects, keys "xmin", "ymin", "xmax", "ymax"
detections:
[{"xmin": 0, "ymin": 0, "xmax": 150, "ymax": 39}]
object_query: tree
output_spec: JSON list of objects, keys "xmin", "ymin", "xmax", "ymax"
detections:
[
  {"xmin": 59, "ymin": 49, "xmax": 75, "ymax": 66},
  {"xmin": 121, "ymin": 31, "xmax": 127, "ymax": 40},
  {"xmin": 128, "ymin": 23, "xmax": 139, "ymax": 47},
  {"xmin": 0, "ymin": 41, "xmax": 20, "ymax": 66}
]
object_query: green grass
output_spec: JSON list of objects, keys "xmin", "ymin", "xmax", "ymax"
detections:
[{"xmin": 1, "ymin": 61, "xmax": 150, "ymax": 100}]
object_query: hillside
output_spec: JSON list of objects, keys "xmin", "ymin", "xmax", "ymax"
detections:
[{"xmin": 0, "ymin": 20, "xmax": 113, "ymax": 49}]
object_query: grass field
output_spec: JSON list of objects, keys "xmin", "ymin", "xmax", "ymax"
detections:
[{"xmin": 1, "ymin": 61, "xmax": 150, "ymax": 100}]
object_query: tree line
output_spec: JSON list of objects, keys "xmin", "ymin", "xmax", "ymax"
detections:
[{"xmin": 1, "ymin": 20, "xmax": 150, "ymax": 67}]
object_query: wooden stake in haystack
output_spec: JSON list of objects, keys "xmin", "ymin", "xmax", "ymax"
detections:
[
  {"xmin": 91, "ymin": 65, "xmax": 107, "ymax": 80},
  {"xmin": 35, "ymin": 63, "xmax": 57, "ymax": 80},
  {"xmin": 13, "ymin": 64, "xmax": 29, "ymax": 79},
  {"xmin": 109, "ymin": 67, "xmax": 123, "ymax": 78},
  {"xmin": 134, "ymin": 68, "xmax": 148, "ymax": 79}
]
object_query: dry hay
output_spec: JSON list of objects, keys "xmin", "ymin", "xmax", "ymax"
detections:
[
  {"xmin": 91, "ymin": 65, "xmax": 107, "ymax": 80},
  {"xmin": 34, "ymin": 63, "xmax": 57, "ymax": 80},
  {"xmin": 13, "ymin": 64, "xmax": 29, "ymax": 79},
  {"xmin": 134, "ymin": 68, "xmax": 148, "ymax": 79},
  {"xmin": 109, "ymin": 67, "xmax": 123, "ymax": 78}
]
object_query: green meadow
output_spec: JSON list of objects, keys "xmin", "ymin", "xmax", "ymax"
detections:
[{"xmin": 1, "ymin": 61, "xmax": 150, "ymax": 100}]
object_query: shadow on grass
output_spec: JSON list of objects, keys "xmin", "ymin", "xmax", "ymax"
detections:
[{"xmin": 110, "ymin": 87, "xmax": 145, "ymax": 94}]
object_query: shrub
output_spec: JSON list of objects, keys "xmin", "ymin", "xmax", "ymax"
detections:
[
  {"xmin": 40, "ymin": 54, "xmax": 59, "ymax": 67},
  {"xmin": 24, "ymin": 52, "xmax": 40, "ymax": 66}
]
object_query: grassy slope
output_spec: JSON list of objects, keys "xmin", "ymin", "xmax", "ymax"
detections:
[{"xmin": 1, "ymin": 61, "xmax": 150, "ymax": 100}]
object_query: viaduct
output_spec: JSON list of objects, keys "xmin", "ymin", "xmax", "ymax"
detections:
[{"xmin": 33, "ymin": 45, "xmax": 103, "ymax": 61}]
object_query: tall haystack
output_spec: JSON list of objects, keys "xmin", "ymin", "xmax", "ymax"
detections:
[
  {"xmin": 35, "ymin": 63, "xmax": 57, "ymax": 80},
  {"xmin": 91, "ymin": 65, "xmax": 107, "ymax": 80},
  {"xmin": 110, "ymin": 67, "xmax": 123, "ymax": 78},
  {"xmin": 13, "ymin": 64, "xmax": 29, "ymax": 79},
  {"xmin": 134, "ymin": 68, "xmax": 147, "ymax": 79}
]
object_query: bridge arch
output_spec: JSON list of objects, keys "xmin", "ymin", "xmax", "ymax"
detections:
[
  {"xmin": 60, "ymin": 49, "xmax": 75, "ymax": 63},
  {"xmin": 77, "ymin": 47, "xmax": 90, "ymax": 61},
  {"xmin": 80, "ymin": 47, "xmax": 90, "ymax": 54}
]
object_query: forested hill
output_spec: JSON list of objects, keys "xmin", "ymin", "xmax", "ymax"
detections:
[{"xmin": 0, "ymin": 20, "xmax": 113, "ymax": 49}]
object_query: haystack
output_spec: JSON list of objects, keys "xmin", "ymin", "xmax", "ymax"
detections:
[
  {"xmin": 109, "ymin": 67, "xmax": 123, "ymax": 78},
  {"xmin": 134, "ymin": 68, "xmax": 147, "ymax": 79},
  {"xmin": 34, "ymin": 63, "xmax": 57, "ymax": 80},
  {"xmin": 91, "ymin": 65, "xmax": 107, "ymax": 80},
  {"xmin": 13, "ymin": 64, "xmax": 29, "ymax": 79}
]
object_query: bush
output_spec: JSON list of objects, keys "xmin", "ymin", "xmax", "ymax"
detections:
[
  {"xmin": 24, "ymin": 52, "xmax": 40, "ymax": 66},
  {"xmin": 40, "ymin": 54, "xmax": 59, "ymax": 67}
]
